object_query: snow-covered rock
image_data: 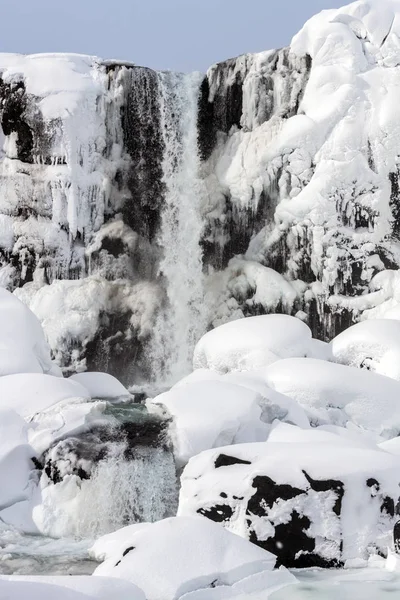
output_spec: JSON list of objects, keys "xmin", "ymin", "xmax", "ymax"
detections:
[
  {"xmin": 149, "ymin": 378, "xmax": 309, "ymax": 466},
  {"xmin": 92, "ymin": 516, "xmax": 295, "ymax": 600},
  {"xmin": 0, "ymin": 373, "xmax": 90, "ymax": 418},
  {"xmin": 193, "ymin": 315, "xmax": 313, "ymax": 373},
  {"xmin": 265, "ymin": 357, "xmax": 400, "ymax": 439},
  {"xmin": 179, "ymin": 424, "xmax": 400, "ymax": 567},
  {"xmin": 69, "ymin": 372, "xmax": 131, "ymax": 400},
  {"xmin": 330, "ymin": 319, "xmax": 400, "ymax": 380}
]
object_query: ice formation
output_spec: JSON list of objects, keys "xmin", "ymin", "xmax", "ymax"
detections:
[
  {"xmin": 3, "ymin": 1, "xmax": 400, "ymax": 384},
  {"xmin": 3, "ymin": 0, "xmax": 400, "ymax": 597}
]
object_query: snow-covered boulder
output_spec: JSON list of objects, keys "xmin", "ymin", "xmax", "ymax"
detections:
[
  {"xmin": 69, "ymin": 372, "xmax": 131, "ymax": 400},
  {"xmin": 0, "ymin": 373, "xmax": 90, "ymax": 418},
  {"xmin": 91, "ymin": 516, "xmax": 295, "ymax": 600},
  {"xmin": 149, "ymin": 379, "xmax": 308, "ymax": 465},
  {"xmin": 330, "ymin": 319, "xmax": 400, "ymax": 381},
  {"xmin": 0, "ymin": 576, "xmax": 145, "ymax": 600},
  {"xmin": 0, "ymin": 409, "xmax": 35, "ymax": 510},
  {"xmin": 193, "ymin": 315, "xmax": 313, "ymax": 373},
  {"xmin": 265, "ymin": 357, "xmax": 400, "ymax": 439},
  {"xmin": 0, "ymin": 287, "xmax": 60, "ymax": 377},
  {"xmin": 179, "ymin": 424, "xmax": 400, "ymax": 567}
]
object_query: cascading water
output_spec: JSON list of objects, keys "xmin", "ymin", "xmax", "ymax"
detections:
[
  {"xmin": 35, "ymin": 405, "xmax": 178, "ymax": 539},
  {"xmin": 149, "ymin": 71, "xmax": 207, "ymax": 386}
]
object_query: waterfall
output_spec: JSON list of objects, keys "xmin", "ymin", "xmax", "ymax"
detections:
[
  {"xmin": 149, "ymin": 71, "xmax": 207, "ymax": 386},
  {"xmin": 35, "ymin": 409, "xmax": 179, "ymax": 539},
  {"xmin": 71, "ymin": 445, "xmax": 178, "ymax": 538}
]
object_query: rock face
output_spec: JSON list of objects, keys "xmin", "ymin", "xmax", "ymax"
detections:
[
  {"xmin": 178, "ymin": 428, "xmax": 400, "ymax": 567},
  {"xmin": 2, "ymin": 1, "xmax": 400, "ymax": 382}
]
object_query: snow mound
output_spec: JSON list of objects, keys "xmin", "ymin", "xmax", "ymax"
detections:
[
  {"xmin": 149, "ymin": 379, "xmax": 306, "ymax": 465},
  {"xmin": 179, "ymin": 423, "xmax": 400, "ymax": 566},
  {"xmin": 193, "ymin": 315, "xmax": 313, "ymax": 373},
  {"xmin": 0, "ymin": 287, "xmax": 60, "ymax": 377},
  {"xmin": 265, "ymin": 357, "xmax": 400, "ymax": 438},
  {"xmin": 0, "ymin": 373, "xmax": 90, "ymax": 418},
  {"xmin": 330, "ymin": 319, "xmax": 400, "ymax": 380},
  {"xmin": 91, "ymin": 516, "xmax": 294, "ymax": 600},
  {"xmin": 69, "ymin": 372, "xmax": 131, "ymax": 400},
  {"xmin": 0, "ymin": 410, "xmax": 35, "ymax": 510},
  {"xmin": 0, "ymin": 575, "xmax": 144, "ymax": 600}
]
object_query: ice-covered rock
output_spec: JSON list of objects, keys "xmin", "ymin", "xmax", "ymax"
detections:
[
  {"xmin": 179, "ymin": 424, "xmax": 400, "ymax": 567},
  {"xmin": 265, "ymin": 357, "xmax": 400, "ymax": 439},
  {"xmin": 91, "ymin": 516, "xmax": 295, "ymax": 600},
  {"xmin": 330, "ymin": 319, "xmax": 400, "ymax": 380},
  {"xmin": 69, "ymin": 372, "xmax": 131, "ymax": 400},
  {"xmin": 193, "ymin": 315, "xmax": 313, "ymax": 373}
]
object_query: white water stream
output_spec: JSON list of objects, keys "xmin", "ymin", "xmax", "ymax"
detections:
[{"xmin": 150, "ymin": 71, "xmax": 207, "ymax": 386}]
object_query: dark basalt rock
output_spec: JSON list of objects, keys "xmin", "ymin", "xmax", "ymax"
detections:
[
  {"xmin": 248, "ymin": 510, "xmax": 340, "ymax": 569},
  {"xmin": 247, "ymin": 475, "xmax": 304, "ymax": 513},
  {"xmin": 214, "ymin": 453, "xmax": 251, "ymax": 469},
  {"xmin": 119, "ymin": 67, "xmax": 165, "ymax": 242},
  {"xmin": 0, "ymin": 79, "xmax": 34, "ymax": 163},
  {"xmin": 198, "ymin": 504, "xmax": 234, "ymax": 523},
  {"xmin": 302, "ymin": 470, "xmax": 344, "ymax": 516},
  {"xmin": 394, "ymin": 520, "xmax": 400, "ymax": 554}
]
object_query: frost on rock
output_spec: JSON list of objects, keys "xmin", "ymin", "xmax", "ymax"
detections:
[
  {"xmin": 179, "ymin": 424, "xmax": 400, "ymax": 568},
  {"xmin": 199, "ymin": 0, "xmax": 400, "ymax": 339}
]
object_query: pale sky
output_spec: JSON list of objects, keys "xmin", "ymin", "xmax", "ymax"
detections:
[{"xmin": 2, "ymin": 0, "xmax": 352, "ymax": 72}]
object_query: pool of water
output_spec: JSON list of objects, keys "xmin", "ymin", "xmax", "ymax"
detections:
[{"xmin": 271, "ymin": 567, "xmax": 400, "ymax": 599}]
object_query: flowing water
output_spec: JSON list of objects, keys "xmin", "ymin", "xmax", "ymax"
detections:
[{"xmin": 149, "ymin": 71, "xmax": 207, "ymax": 386}]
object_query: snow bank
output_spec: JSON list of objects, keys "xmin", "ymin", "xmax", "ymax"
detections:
[
  {"xmin": 0, "ymin": 410, "xmax": 35, "ymax": 510},
  {"xmin": 193, "ymin": 314, "xmax": 313, "ymax": 373},
  {"xmin": 0, "ymin": 287, "xmax": 60, "ymax": 376},
  {"xmin": 265, "ymin": 357, "xmax": 400, "ymax": 438},
  {"xmin": 0, "ymin": 575, "xmax": 144, "ymax": 600},
  {"xmin": 330, "ymin": 319, "xmax": 400, "ymax": 380},
  {"xmin": 92, "ymin": 516, "xmax": 294, "ymax": 600},
  {"xmin": 179, "ymin": 424, "xmax": 400, "ymax": 566},
  {"xmin": 69, "ymin": 372, "xmax": 131, "ymax": 400},
  {"xmin": 149, "ymin": 378, "xmax": 308, "ymax": 465},
  {"xmin": 0, "ymin": 373, "xmax": 89, "ymax": 418}
]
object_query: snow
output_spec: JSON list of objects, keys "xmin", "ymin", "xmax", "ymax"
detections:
[
  {"xmin": 0, "ymin": 373, "xmax": 89, "ymax": 418},
  {"xmin": 149, "ymin": 379, "xmax": 301, "ymax": 465},
  {"xmin": 92, "ymin": 516, "xmax": 294, "ymax": 600},
  {"xmin": 0, "ymin": 575, "xmax": 145, "ymax": 600},
  {"xmin": 179, "ymin": 423, "xmax": 400, "ymax": 563},
  {"xmin": 69, "ymin": 372, "xmax": 131, "ymax": 400},
  {"xmin": 0, "ymin": 410, "xmax": 35, "ymax": 511},
  {"xmin": 330, "ymin": 319, "xmax": 400, "ymax": 380},
  {"xmin": 0, "ymin": 287, "xmax": 60, "ymax": 377},
  {"xmin": 265, "ymin": 357, "xmax": 400, "ymax": 438},
  {"xmin": 16, "ymin": 275, "xmax": 161, "ymax": 374},
  {"xmin": 193, "ymin": 314, "xmax": 313, "ymax": 373}
]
